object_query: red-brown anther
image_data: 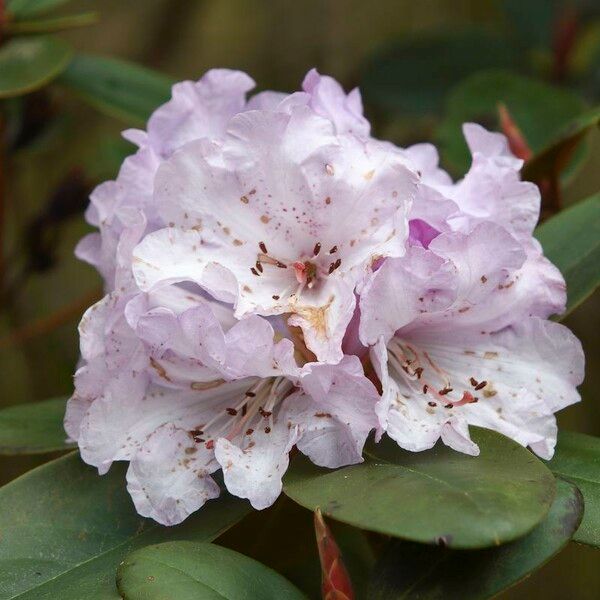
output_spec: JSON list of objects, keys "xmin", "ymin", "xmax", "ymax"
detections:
[
  {"xmin": 272, "ymin": 295, "xmax": 280, "ymax": 300},
  {"xmin": 245, "ymin": 391, "xmax": 256, "ymax": 397},
  {"xmin": 226, "ymin": 408, "xmax": 238, "ymax": 416},
  {"xmin": 264, "ymin": 426, "xmax": 271, "ymax": 433},
  {"xmin": 314, "ymin": 508, "xmax": 354, "ymax": 600},
  {"xmin": 251, "ymin": 267, "xmax": 260, "ymax": 276},
  {"xmin": 329, "ymin": 245, "xmax": 338, "ymax": 254},
  {"xmin": 427, "ymin": 401, "xmax": 437, "ymax": 407},
  {"xmin": 255, "ymin": 260, "xmax": 263, "ymax": 273},
  {"xmin": 470, "ymin": 377, "xmax": 478, "ymax": 387},
  {"xmin": 439, "ymin": 387, "xmax": 453, "ymax": 395},
  {"xmin": 241, "ymin": 404, "xmax": 247, "ymax": 416},
  {"xmin": 328, "ymin": 262, "xmax": 336, "ymax": 274},
  {"xmin": 314, "ymin": 242, "xmax": 322, "ymax": 256},
  {"xmin": 245, "ymin": 428, "xmax": 254, "ymax": 435},
  {"xmin": 444, "ymin": 403, "xmax": 453, "ymax": 409},
  {"xmin": 258, "ymin": 407, "xmax": 272, "ymax": 418},
  {"xmin": 422, "ymin": 384, "xmax": 429, "ymax": 394},
  {"xmin": 414, "ymin": 367, "xmax": 424, "ymax": 379},
  {"xmin": 474, "ymin": 380, "xmax": 487, "ymax": 391},
  {"xmin": 259, "ymin": 241, "xmax": 268, "ymax": 254},
  {"xmin": 276, "ymin": 261, "xmax": 287, "ymax": 269}
]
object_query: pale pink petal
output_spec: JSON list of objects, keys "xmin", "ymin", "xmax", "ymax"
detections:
[
  {"xmin": 147, "ymin": 69, "xmax": 255, "ymax": 157},
  {"xmin": 215, "ymin": 422, "xmax": 299, "ymax": 509},
  {"xmin": 288, "ymin": 356, "xmax": 379, "ymax": 467},
  {"xmin": 302, "ymin": 68, "xmax": 371, "ymax": 137},
  {"xmin": 127, "ymin": 424, "xmax": 220, "ymax": 526}
]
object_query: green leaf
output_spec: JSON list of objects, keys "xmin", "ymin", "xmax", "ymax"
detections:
[
  {"xmin": 0, "ymin": 36, "xmax": 73, "ymax": 99},
  {"xmin": 0, "ymin": 397, "xmax": 74, "ymax": 454},
  {"xmin": 437, "ymin": 69, "xmax": 585, "ymax": 174},
  {"xmin": 284, "ymin": 428, "xmax": 556, "ymax": 549},
  {"xmin": 6, "ymin": 0, "xmax": 72, "ymax": 18},
  {"xmin": 523, "ymin": 105, "xmax": 600, "ymax": 181},
  {"xmin": 547, "ymin": 431, "xmax": 600, "ymax": 547},
  {"xmin": 0, "ymin": 453, "xmax": 251, "ymax": 599},
  {"xmin": 116, "ymin": 542, "xmax": 308, "ymax": 600},
  {"xmin": 535, "ymin": 192, "xmax": 600, "ymax": 316},
  {"xmin": 367, "ymin": 478, "xmax": 583, "ymax": 599},
  {"xmin": 217, "ymin": 495, "xmax": 375, "ymax": 600},
  {"xmin": 59, "ymin": 54, "xmax": 175, "ymax": 126},
  {"xmin": 361, "ymin": 30, "xmax": 518, "ymax": 116}
]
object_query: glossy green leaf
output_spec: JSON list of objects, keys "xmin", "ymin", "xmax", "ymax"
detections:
[
  {"xmin": 0, "ymin": 397, "xmax": 74, "ymax": 454},
  {"xmin": 535, "ymin": 192, "xmax": 600, "ymax": 316},
  {"xmin": 437, "ymin": 70, "xmax": 585, "ymax": 174},
  {"xmin": 284, "ymin": 428, "xmax": 556, "ymax": 549},
  {"xmin": 547, "ymin": 431, "xmax": 600, "ymax": 547},
  {"xmin": 0, "ymin": 36, "xmax": 73, "ymax": 98},
  {"xmin": 116, "ymin": 542, "xmax": 308, "ymax": 600},
  {"xmin": 6, "ymin": 0, "xmax": 71, "ymax": 18},
  {"xmin": 367, "ymin": 479, "xmax": 583, "ymax": 599},
  {"xmin": 361, "ymin": 30, "xmax": 518, "ymax": 116},
  {"xmin": 59, "ymin": 53, "xmax": 175, "ymax": 126},
  {"xmin": 523, "ymin": 105, "xmax": 600, "ymax": 181},
  {"xmin": 0, "ymin": 453, "xmax": 251, "ymax": 599}
]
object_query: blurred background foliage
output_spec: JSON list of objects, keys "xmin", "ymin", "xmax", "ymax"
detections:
[{"xmin": 0, "ymin": 1, "xmax": 598, "ymax": 597}]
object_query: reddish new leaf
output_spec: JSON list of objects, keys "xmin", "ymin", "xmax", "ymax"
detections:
[
  {"xmin": 314, "ymin": 508, "xmax": 354, "ymax": 600},
  {"xmin": 498, "ymin": 102, "xmax": 532, "ymax": 161}
]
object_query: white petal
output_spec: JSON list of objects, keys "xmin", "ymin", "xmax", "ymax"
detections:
[
  {"xmin": 289, "ymin": 356, "xmax": 379, "ymax": 467},
  {"xmin": 147, "ymin": 69, "xmax": 255, "ymax": 157},
  {"xmin": 127, "ymin": 424, "xmax": 220, "ymax": 525},
  {"xmin": 359, "ymin": 246, "xmax": 456, "ymax": 345},
  {"xmin": 301, "ymin": 68, "xmax": 371, "ymax": 137},
  {"xmin": 287, "ymin": 276, "xmax": 356, "ymax": 363},
  {"xmin": 215, "ymin": 422, "xmax": 299, "ymax": 510},
  {"xmin": 78, "ymin": 379, "xmax": 251, "ymax": 473}
]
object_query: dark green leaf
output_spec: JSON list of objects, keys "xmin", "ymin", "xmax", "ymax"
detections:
[
  {"xmin": 59, "ymin": 53, "xmax": 175, "ymax": 126},
  {"xmin": 218, "ymin": 495, "xmax": 375, "ymax": 600},
  {"xmin": 437, "ymin": 69, "xmax": 585, "ymax": 174},
  {"xmin": 284, "ymin": 428, "xmax": 556, "ymax": 549},
  {"xmin": 499, "ymin": 0, "xmax": 562, "ymax": 49},
  {"xmin": 523, "ymin": 105, "xmax": 600, "ymax": 181},
  {"xmin": 0, "ymin": 453, "xmax": 251, "ymax": 599},
  {"xmin": 361, "ymin": 30, "xmax": 518, "ymax": 116},
  {"xmin": 0, "ymin": 36, "xmax": 73, "ymax": 98},
  {"xmin": 547, "ymin": 431, "xmax": 600, "ymax": 547},
  {"xmin": 535, "ymin": 192, "xmax": 600, "ymax": 316},
  {"xmin": 6, "ymin": 0, "xmax": 71, "ymax": 18},
  {"xmin": 116, "ymin": 542, "xmax": 308, "ymax": 600},
  {"xmin": 367, "ymin": 479, "xmax": 583, "ymax": 599},
  {"xmin": 0, "ymin": 397, "xmax": 74, "ymax": 454}
]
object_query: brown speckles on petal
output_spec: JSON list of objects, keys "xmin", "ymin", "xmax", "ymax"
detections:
[
  {"xmin": 363, "ymin": 169, "xmax": 375, "ymax": 180},
  {"xmin": 240, "ymin": 195, "xmax": 249, "ymax": 204},
  {"xmin": 325, "ymin": 164, "xmax": 335, "ymax": 176},
  {"xmin": 150, "ymin": 357, "xmax": 172, "ymax": 382},
  {"xmin": 260, "ymin": 215, "xmax": 270, "ymax": 224}
]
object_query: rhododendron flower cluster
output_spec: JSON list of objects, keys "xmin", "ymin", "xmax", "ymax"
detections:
[{"xmin": 67, "ymin": 68, "xmax": 584, "ymax": 526}]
